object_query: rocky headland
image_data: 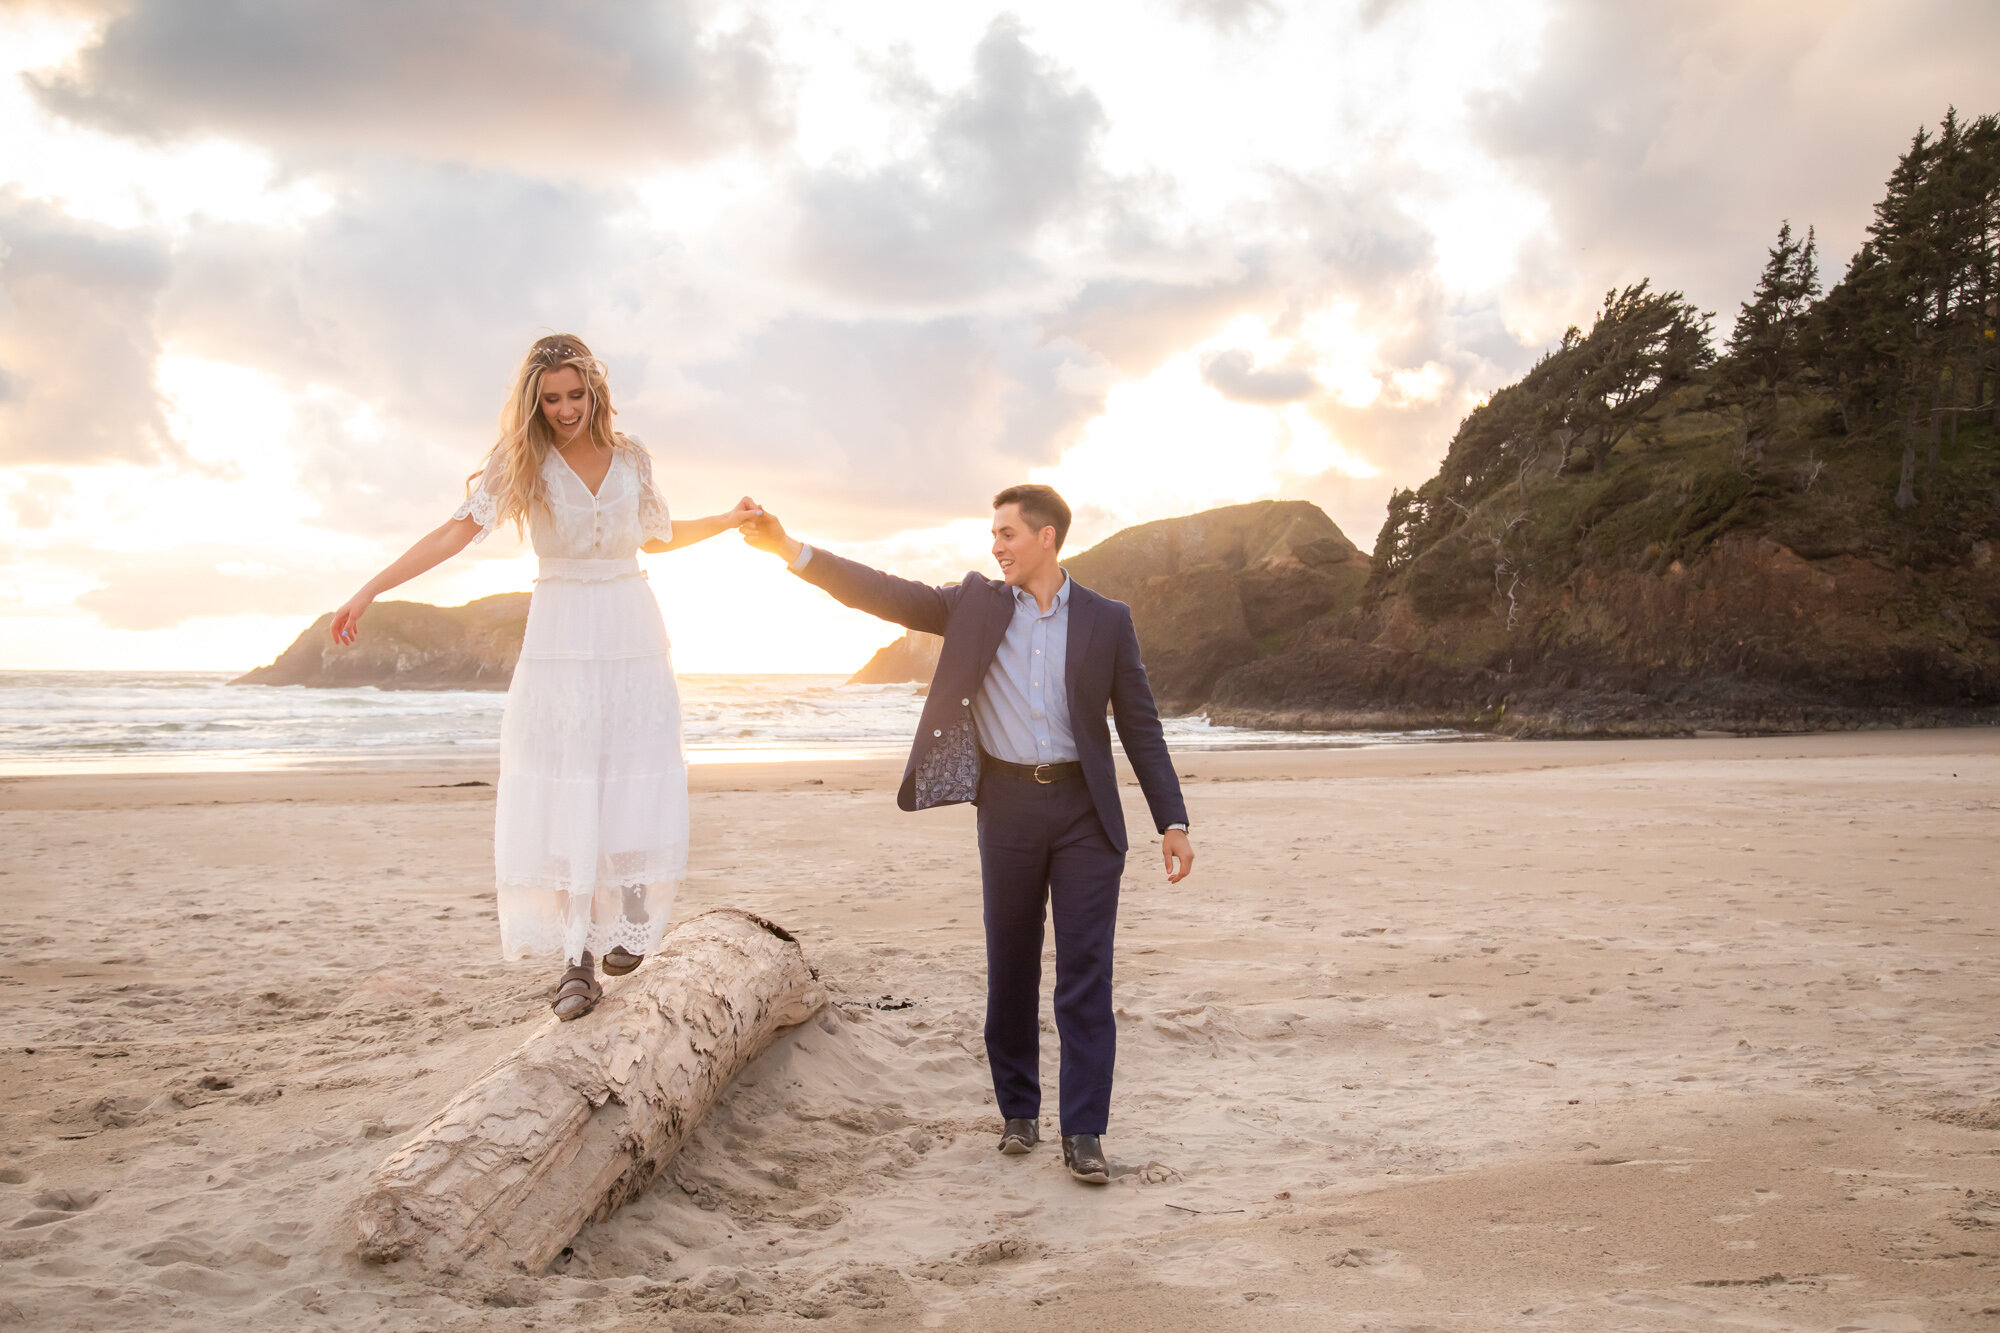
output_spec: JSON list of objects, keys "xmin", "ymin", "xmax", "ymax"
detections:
[
  {"xmin": 1214, "ymin": 115, "xmax": 2000, "ymax": 737},
  {"xmin": 848, "ymin": 632, "xmax": 942, "ymax": 687},
  {"xmin": 232, "ymin": 593, "xmax": 528, "ymax": 690},
  {"xmin": 1208, "ymin": 525, "xmax": 2000, "ymax": 737},
  {"xmin": 846, "ymin": 499, "xmax": 1372, "ymax": 711}
]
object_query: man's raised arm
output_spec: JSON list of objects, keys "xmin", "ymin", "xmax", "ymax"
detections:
[{"xmin": 740, "ymin": 509, "xmax": 954, "ymax": 636}]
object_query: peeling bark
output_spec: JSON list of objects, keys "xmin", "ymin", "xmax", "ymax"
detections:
[{"xmin": 354, "ymin": 909, "xmax": 825, "ymax": 1273}]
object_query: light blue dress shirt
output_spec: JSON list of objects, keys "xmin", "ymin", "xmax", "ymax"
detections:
[
  {"xmin": 974, "ymin": 572, "xmax": 1076, "ymax": 766},
  {"xmin": 793, "ymin": 544, "xmax": 1075, "ymax": 765}
]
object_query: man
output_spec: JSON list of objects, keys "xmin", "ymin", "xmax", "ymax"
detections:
[{"xmin": 740, "ymin": 484, "xmax": 1193, "ymax": 1184}]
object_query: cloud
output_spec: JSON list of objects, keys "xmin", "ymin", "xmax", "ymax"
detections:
[
  {"xmin": 0, "ymin": 189, "xmax": 171, "ymax": 464},
  {"xmin": 789, "ymin": 16, "xmax": 1106, "ymax": 305},
  {"xmin": 3, "ymin": 9, "xmax": 1539, "ymax": 580},
  {"xmin": 153, "ymin": 163, "xmax": 703, "ymax": 536},
  {"xmin": 1474, "ymin": 0, "xmax": 2000, "ymax": 328},
  {"xmin": 163, "ymin": 164, "xmax": 657, "ymax": 422},
  {"xmin": 27, "ymin": 0, "xmax": 785, "ymax": 169},
  {"xmin": 670, "ymin": 312, "xmax": 1106, "ymax": 531},
  {"xmin": 1264, "ymin": 168, "xmax": 1444, "ymax": 311},
  {"xmin": 5, "ymin": 469, "xmax": 72, "ymax": 528},
  {"xmin": 72, "ymin": 544, "xmax": 359, "ymax": 631},
  {"xmin": 1172, "ymin": 0, "xmax": 1283, "ymax": 36},
  {"xmin": 1201, "ymin": 348, "xmax": 1317, "ymax": 403},
  {"xmin": 1049, "ymin": 268, "xmax": 1274, "ymax": 375},
  {"xmin": 35, "ymin": 152, "xmax": 784, "ymax": 560}
]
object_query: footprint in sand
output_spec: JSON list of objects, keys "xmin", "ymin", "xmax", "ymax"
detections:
[
  {"xmin": 1329, "ymin": 1246, "xmax": 1392, "ymax": 1268},
  {"xmin": 28, "ymin": 1187, "xmax": 99, "ymax": 1215},
  {"xmin": 956, "ymin": 1237, "xmax": 1036, "ymax": 1265},
  {"xmin": 647, "ymin": 1266, "xmax": 777, "ymax": 1315}
]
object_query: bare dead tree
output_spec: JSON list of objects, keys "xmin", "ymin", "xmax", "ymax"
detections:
[
  {"xmin": 1488, "ymin": 511, "xmax": 1532, "ymax": 629},
  {"xmin": 1512, "ymin": 433, "xmax": 1542, "ymax": 504},
  {"xmin": 1798, "ymin": 452, "xmax": 1827, "ymax": 492}
]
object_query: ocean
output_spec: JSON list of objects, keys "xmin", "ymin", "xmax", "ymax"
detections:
[{"xmin": 0, "ymin": 671, "xmax": 1462, "ymax": 775}]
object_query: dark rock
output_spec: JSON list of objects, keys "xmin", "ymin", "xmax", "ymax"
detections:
[
  {"xmin": 1124, "ymin": 565, "xmax": 1257, "ymax": 708},
  {"xmin": 844, "ymin": 500, "xmax": 1371, "ymax": 708},
  {"xmin": 1214, "ymin": 530, "xmax": 2000, "ymax": 737},
  {"xmin": 232, "ymin": 593, "xmax": 528, "ymax": 691},
  {"xmin": 1211, "ymin": 634, "xmax": 1502, "ymax": 730},
  {"xmin": 847, "ymin": 632, "xmax": 942, "ymax": 686},
  {"xmin": 1064, "ymin": 499, "xmax": 1371, "ymax": 711}
]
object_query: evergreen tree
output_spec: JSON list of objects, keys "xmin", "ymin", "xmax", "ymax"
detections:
[
  {"xmin": 1370, "ymin": 283, "xmax": 1710, "ymax": 579},
  {"xmin": 1870, "ymin": 121, "xmax": 1939, "ymax": 508},
  {"xmin": 1566, "ymin": 282, "xmax": 1715, "ymax": 472},
  {"xmin": 1726, "ymin": 222, "xmax": 1820, "ymax": 464},
  {"xmin": 1798, "ymin": 111, "xmax": 2000, "ymax": 507},
  {"xmin": 1381, "ymin": 103, "xmax": 2000, "ymax": 589},
  {"xmin": 1802, "ymin": 241, "xmax": 1891, "ymax": 436}
]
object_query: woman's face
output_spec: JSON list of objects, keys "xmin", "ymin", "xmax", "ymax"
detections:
[{"xmin": 539, "ymin": 365, "xmax": 591, "ymax": 445}]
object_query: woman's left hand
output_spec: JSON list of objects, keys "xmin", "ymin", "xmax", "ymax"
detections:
[{"xmin": 726, "ymin": 496, "xmax": 762, "ymax": 526}]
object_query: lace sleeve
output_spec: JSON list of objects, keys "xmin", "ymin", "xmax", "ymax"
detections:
[
  {"xmin": 451, "ymin": 454, "xmax": 503, "ymax": 545},
  {"xmin": 634, "ymin": 444, "xmax": 673, "ymax": 544}
]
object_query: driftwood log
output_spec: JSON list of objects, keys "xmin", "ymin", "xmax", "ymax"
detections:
[{"xmin": 354, "ymin": 909, "xmax": 825, "ymax": 1273}]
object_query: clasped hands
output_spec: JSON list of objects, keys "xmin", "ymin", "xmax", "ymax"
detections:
[{"xmin": 736, "ymin": 502, "xmax": 802, "ymax": 565}]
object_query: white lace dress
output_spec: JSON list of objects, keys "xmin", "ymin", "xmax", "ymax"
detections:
[{"xmin": 452, "ymin": 441, "xmax": 687, "ymax": 963}]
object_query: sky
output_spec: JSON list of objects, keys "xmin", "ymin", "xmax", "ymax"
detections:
[{"xmin": 1, "ymin": 0, "xmax": 1994, "ymax": 674}]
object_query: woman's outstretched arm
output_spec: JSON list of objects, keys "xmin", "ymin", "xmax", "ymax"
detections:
[
  {"xmin": 641, "ymin": 497, "xmax": 760, "ymax": 554},
  {"xmin": 329, "ymin": 516, "xmax": 483, "ymax": 644}
]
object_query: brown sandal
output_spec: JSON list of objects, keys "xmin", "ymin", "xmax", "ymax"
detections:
[
  {"xmin": 552, "ymin": 964, "xmax": 601, "ymax": 1021},
  {"xmin": 601, "ymin": 946, "xmax": 644, "ymax": 977}
]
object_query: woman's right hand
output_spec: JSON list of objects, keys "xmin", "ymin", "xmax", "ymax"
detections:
[{"xmin": 329, "ymin": 593, "xmax": 372, "ymax": 646}]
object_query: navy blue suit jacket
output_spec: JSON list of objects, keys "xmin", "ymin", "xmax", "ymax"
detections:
[{"xmin": 796, "ymin": 548, "xmax": 1189, "ymax": 855}]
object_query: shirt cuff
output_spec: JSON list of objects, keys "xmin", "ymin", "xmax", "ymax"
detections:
[
  {"xmin": 1165, "ymin": 822, "xmax": 1189, "ymax": 833},
  {"xmin": 789, "ymin": 542, "xmax": 814, "ymax": 573}
]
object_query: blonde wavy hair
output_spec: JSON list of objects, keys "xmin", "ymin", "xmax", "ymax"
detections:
[{"xmin": 469, "ymin": 333, "xmax": 634, "ymax": 536}]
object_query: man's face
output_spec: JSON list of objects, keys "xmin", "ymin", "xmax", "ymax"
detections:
[{"xmin": 991, "ymin": 503, "xmax": 1056, "ymax": 587}]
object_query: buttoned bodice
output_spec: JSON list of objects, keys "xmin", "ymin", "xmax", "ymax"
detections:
[{"xmin": 452, "ymin": 441, "xmax": 673, "ymax": 556}]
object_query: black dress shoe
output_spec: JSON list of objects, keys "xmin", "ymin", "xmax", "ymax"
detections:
[
  {"xmin": 999, "ymin": 1118, "xmax": 1040, "ymax": 1154},
  {"xmin": 1061, "ymin": 1134, "xmax": 1109, "ymax": 1184}
]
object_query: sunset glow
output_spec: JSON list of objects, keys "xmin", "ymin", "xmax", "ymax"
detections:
[{"xmin": 3, "ymin": 2, "xmax": 1992, "ymax": 673}]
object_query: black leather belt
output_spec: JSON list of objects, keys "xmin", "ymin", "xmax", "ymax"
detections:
[{"xmin": 981, "ymin": 755, "xmax": 1084, "ymax": 784}]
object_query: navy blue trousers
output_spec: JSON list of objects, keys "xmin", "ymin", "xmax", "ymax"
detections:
[{"xmin": 975, "ymin": 771, "xmax": 1125, "ymax": 1136}]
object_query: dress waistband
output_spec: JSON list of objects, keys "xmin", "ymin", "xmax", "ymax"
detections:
[{"xmin": 535, "ymin": 556, "xmax": 645, "ymax": 583}]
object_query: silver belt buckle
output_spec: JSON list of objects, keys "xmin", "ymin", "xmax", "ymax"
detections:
[{"xmin": 1032, "ymin": 763, "xmax": 1056, "ymax": 784}]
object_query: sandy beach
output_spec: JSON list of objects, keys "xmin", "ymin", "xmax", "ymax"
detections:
[{"xmin": 2, "ymin": 730, "xmax": 1997, "ymax": 1330}]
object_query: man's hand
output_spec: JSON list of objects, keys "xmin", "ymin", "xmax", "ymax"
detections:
[
  {"xmin": 740, "ymin": 509, "xmax": 802, "ymax": 564},
  {"xmin": 1162, "ymin": 829, "xmax": 1194, "ymax": 883}
]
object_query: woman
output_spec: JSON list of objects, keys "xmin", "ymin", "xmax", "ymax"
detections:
[{"xmin": 328, "ymin": 334, "xmax": 756, "ymax": 1019}]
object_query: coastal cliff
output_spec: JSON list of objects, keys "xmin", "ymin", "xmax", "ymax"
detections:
[
  {"xmin": 232, "ymin": 594, "xmax": 528, "ymax": 690},
  {"xmin": 843, "ymin": 499, "xmax": 1372, "ymax": 710},
  {"xmin": 1209, "ymin": 527, "xmax": 2000, "ymax": 736},
  {"xmin": 1212, "ymin": 111, "xmax": 2000, "ymax": 736}
]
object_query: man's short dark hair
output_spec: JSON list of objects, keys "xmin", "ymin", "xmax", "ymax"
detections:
[{"xmin": 992, "ymin": 484, "xmax": 1073, "ymax": 551}]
